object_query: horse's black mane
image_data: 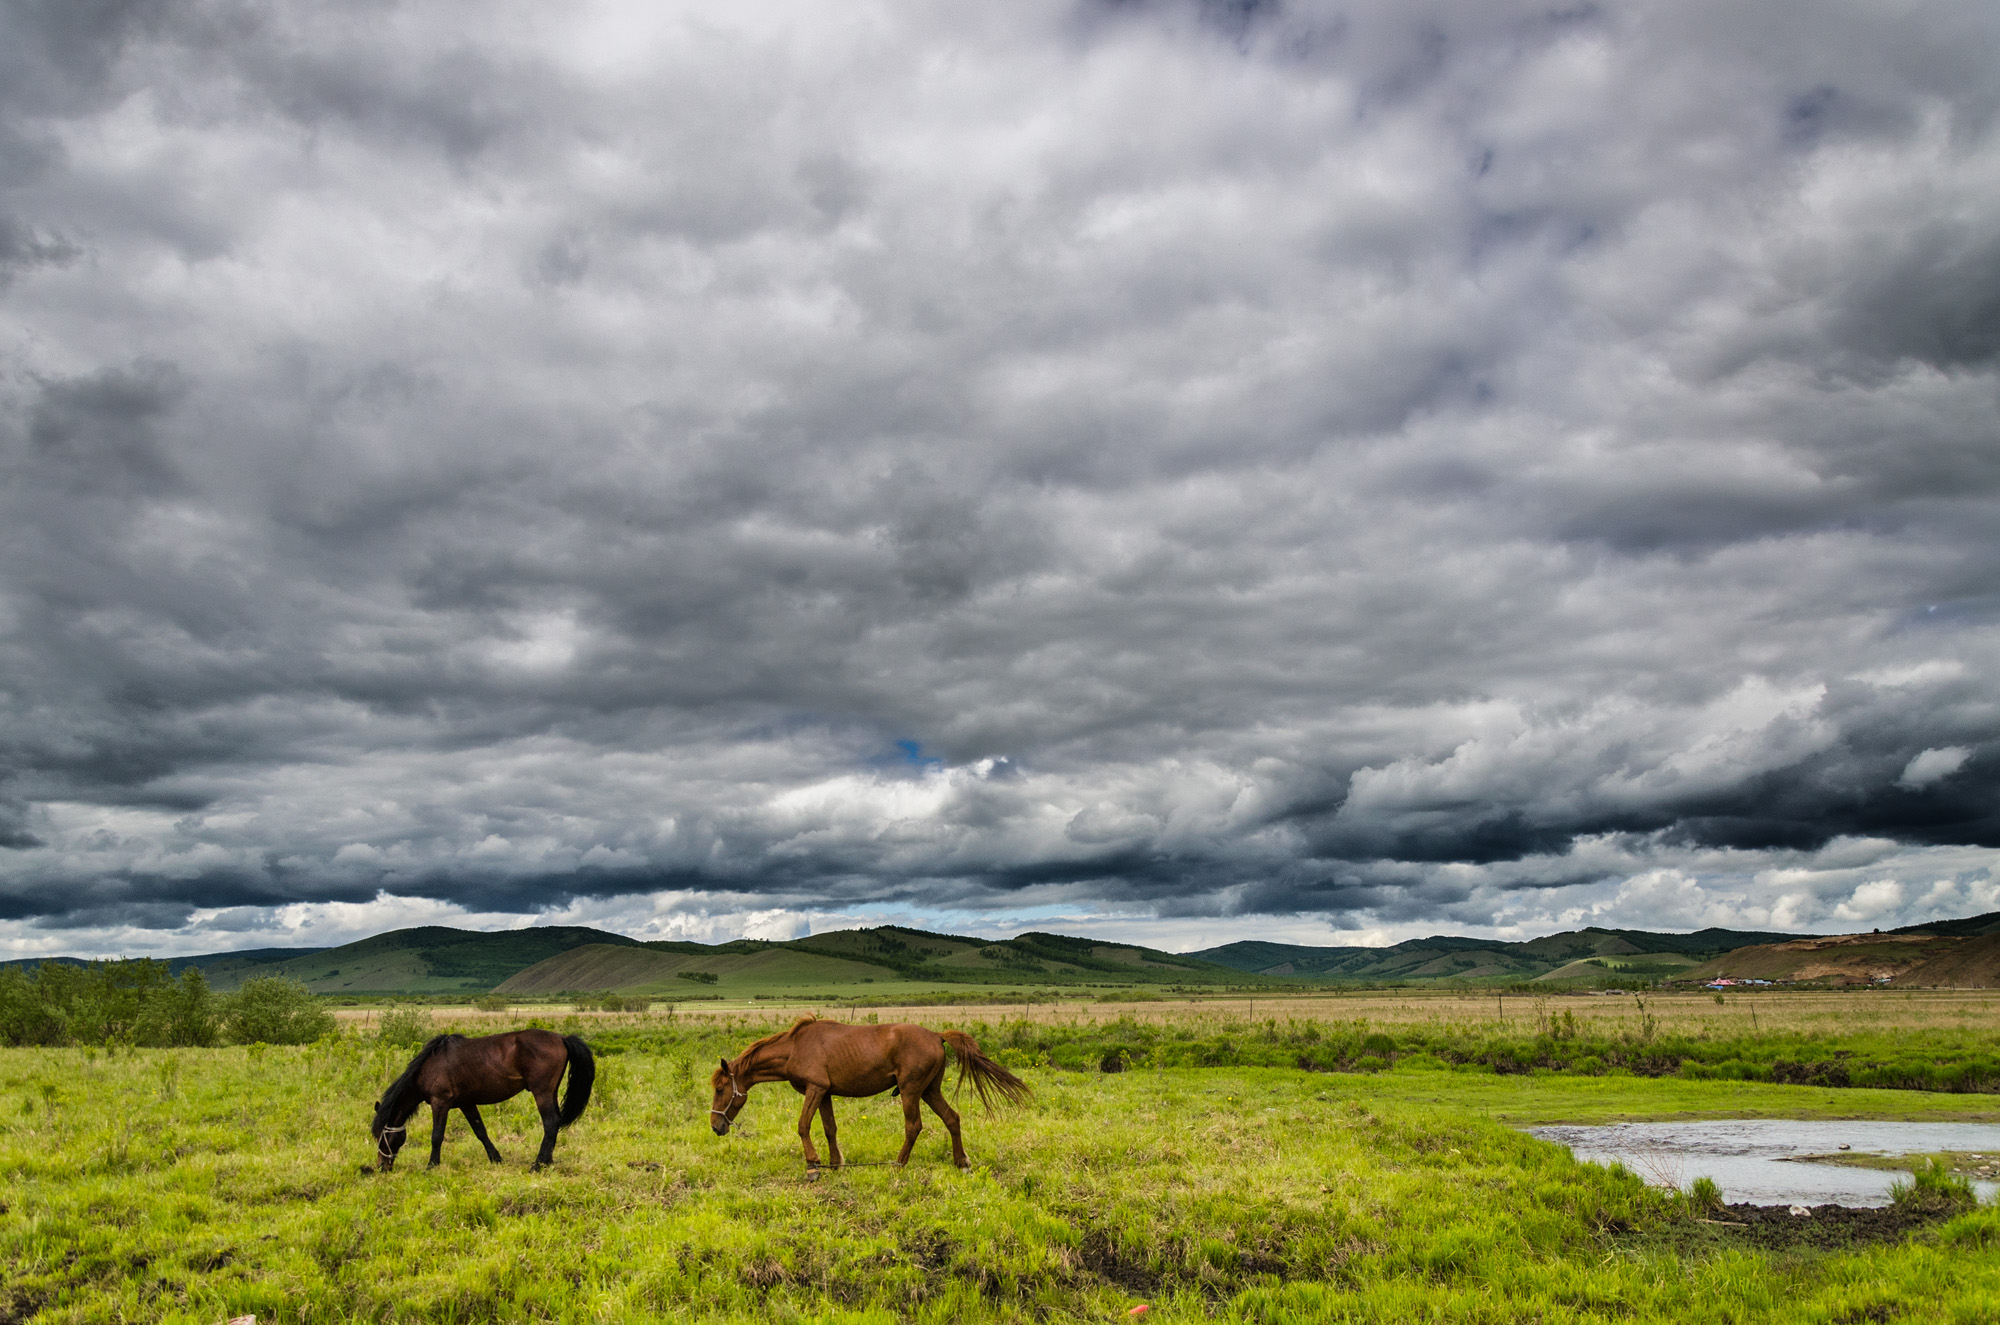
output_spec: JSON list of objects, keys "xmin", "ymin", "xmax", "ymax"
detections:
[{"xmin": 372, "ymin": 1034, "xmax": 461, "ymax": 1131}]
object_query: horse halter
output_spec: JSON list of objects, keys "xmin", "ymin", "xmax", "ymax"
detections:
[
  {"xmin": 710, "ymin": 1068, "xmax": 747, "ymax": 1123},
  {"xmin": 376, "ymin": 1124, "xmax": 407, "ymax": 1160}
]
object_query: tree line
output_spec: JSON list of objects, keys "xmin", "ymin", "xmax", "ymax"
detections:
[{"xmin": 0, "ymin": 959, "xmax": 336, "ymax": 1047}]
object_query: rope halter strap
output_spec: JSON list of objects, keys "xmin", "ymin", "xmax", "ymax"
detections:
[
  {"xmin": 710, "ymin": 1069, "xmax": 747, "ymax": 1122},
  {"xmin": 377, "ymin": 1124, "xmax": 407, "ymax": 1158}
]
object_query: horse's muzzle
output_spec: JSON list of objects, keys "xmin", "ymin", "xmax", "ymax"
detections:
[{"xmin": 711, "ymin": 1120, "xmax": 730, "ymax": 1136}]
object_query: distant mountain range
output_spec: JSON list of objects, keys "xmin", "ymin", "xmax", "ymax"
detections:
[
  {"xmin": 10, "ymin": 911, "xmax": 2000, "ymax": 994},
  {"xmin": 2, "ymin": 925, "xmax": 1239, "ymax": 995},
  {"xmin": 1186, "ymin": 926, "xmax": 1806, "ymax": 984}
]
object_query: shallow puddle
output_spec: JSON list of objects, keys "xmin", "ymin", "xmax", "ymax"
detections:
[{"xmin": 1527, "ymin": 1120, "xmax": 2000, "ymax": 1207}]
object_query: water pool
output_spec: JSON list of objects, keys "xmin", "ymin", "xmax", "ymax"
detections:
[{"xmin": 1527, "ymin": 1119, "xmax": 2000, "ymax": 1207}]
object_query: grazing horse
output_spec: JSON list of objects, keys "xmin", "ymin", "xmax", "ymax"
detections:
[
  {"xmin": 709, "ymin": 1015, "xmax": 1030, "ymax": 1175},
  {"xmin": 371, "ymin": 1029, "xmax": 594, "ymax": 1171}
]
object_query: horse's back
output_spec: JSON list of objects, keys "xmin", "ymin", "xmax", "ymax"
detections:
[
  {"xmin": 426, "ymin": 1028, "xmax": 571, "ymax": 1101},
  {"xmin": 795, "ymin": 1019, "xmax": 945, "ymax": 1093}
]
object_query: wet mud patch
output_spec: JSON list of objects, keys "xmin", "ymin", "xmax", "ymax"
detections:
[{"xmin": 1679, "ymin": 1202, "xmax": 1957, "ymax": 1252}]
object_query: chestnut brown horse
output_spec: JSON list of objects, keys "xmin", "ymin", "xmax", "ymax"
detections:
[
  {"xmin": 710, "ymin": 1015, "xmax": 1030, "ymax": 1175},
  {"xmin": 371, "ymin": 1029, "xmax": 594, "ymax": 1171}
]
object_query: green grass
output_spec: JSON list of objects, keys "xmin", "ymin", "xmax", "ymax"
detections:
[{"xmin": 7, "ymin": 1026, "xmax": 2000, "ymax": 1323}]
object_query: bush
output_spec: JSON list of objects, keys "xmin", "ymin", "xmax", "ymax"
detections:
[
  {"xmin": 224, "ymin": 977, "xmax": 335, "ymax": 1045},
  {"xmin": 677, "ymin": 971, "xmax": 720, "ymax": 986},
  {"xmin": 474, "ymin": 994, "xmax": 510, "ymax": 1013},
  {"xmin": 376, "ymin": 1004, "xmax": 435, "ymax": 1047},
  {"xmin": 0, "ymin": 960, "xmax": 218, "ymax": 1047}
]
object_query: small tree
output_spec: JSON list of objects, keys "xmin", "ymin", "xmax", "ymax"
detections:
[{"xmin": 224, "ymin": 976, "xmax": 336, "ymax": 1045}]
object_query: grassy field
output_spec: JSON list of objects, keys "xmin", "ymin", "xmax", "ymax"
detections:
[{"xmin": 9, "ymin": 1000, "xmax": 2000, "ymax": 1322}]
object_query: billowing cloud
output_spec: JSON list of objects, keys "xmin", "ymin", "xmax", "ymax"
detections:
[{"xmin": 3, "ymin": 0, "xmax": 1998, "ymax": 957}]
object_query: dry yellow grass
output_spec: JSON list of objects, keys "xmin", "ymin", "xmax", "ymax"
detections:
[{"xmin": 332, "ymin": 986, "xmax": 2000, "ymax": 1042}]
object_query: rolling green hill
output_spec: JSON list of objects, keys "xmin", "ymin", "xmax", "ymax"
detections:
[
  {"xmin": 497, "ymin": 926, "xmax": 1247, "ymax": 996},
  {"xmin": 1191, "ymin": 926, "xmax": 1808, "ymax": 985},
  {"xmin": 194, "ymin": 926, "xmax": 644, "ymax": 993}
]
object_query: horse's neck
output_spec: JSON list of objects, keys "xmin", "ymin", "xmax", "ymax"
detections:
[{"xmin": 742, "ymin": 1039, "xmax": 794, "ymax": 1083}]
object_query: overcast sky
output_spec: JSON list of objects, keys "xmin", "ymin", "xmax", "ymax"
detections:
[{"xmin": 3, "ymin": 0, "xmax": 1998, "ymax": 960}]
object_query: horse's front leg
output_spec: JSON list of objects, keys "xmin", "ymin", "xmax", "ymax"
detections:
[
  {"xmin": 531, "ymin": 1088, "xmax": 562, "ymax": 1170},
  {"xmin": 462, "ymin": 1104, "xmax": 503, "ymax": 1163},
  {"xmin": 817, "ymin": 1095, "xmax": 842, "ymax": 1169},
  {"xmin": 796, "ymin": 1085, "xmax": 828, "ymax": 1176},
  {"xmin": 427, "ymin": 1100, "xmax": 449, "ymax": 1168}
]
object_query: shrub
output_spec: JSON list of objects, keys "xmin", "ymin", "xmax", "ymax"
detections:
[
  {"xmin": 677, "ymin": 971, "xmax": 720, "ymax": 986},
  {"xmin": 376, "ymin": 1004, "xmax": 435, "ymax": 1047},
  {"xmin": 224, "ymin": 977, "xmax": 336, "ymax": 1045},
  {"xmin": 474, "ymin": 994, "xmax": 510, "ymax": 1012}
]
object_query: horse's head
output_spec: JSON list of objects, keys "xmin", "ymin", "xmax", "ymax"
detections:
[
  {"xmin": 372, "ymin": 1099, "xmax": 409, "ymax": 1170},
  {"xmin": 709, "ymin": 1058, "xmax": 748, "ymax": 1135}
]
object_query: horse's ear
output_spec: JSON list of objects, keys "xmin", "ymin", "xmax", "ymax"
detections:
[{"xmin": 719, "ymin": 1058, "xmax": 729, "ymax": 1072}]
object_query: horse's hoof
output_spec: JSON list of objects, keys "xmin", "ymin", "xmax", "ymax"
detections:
[{"xmin": 805, "ymin": 1168, "xmax": 822, "ymax": 1183}]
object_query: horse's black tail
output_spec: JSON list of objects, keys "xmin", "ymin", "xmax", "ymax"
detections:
[
  {"xmin": 559, "ymin": 1035, "xmax": 595, "ymax": 1127},
  {"xmin": 940, "ymin": 1029, "xmax": 1033, "ymax": 1112}
]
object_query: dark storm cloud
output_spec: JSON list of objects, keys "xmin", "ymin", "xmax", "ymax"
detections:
[{"xmin": 3, "ymin": 0, "xmax": 2000, "ymax": 953}]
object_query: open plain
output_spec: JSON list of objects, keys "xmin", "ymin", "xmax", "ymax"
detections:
[{"xmin": 9, "ymin": 994, "xmax": 2000, "ymax": 1322}]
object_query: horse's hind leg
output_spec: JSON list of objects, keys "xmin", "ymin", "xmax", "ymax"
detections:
[
  {"xmin": 816, "ymin": 1095, "xmax": 842, "ymax": 1169},
  {"xmin": 462, "ymin": 1104, "xmax": 503, "ymax": 1163},
  {"xmin": 921, "ymin": 1083, "xmax": 969, "ymax": 1170},
  {"xmin": 531, "ymin": 1089, "xmax": 561, "ymax": 1169},
  {"xmin": 894, "ymin": 1085, "xmax": 924, "ymax": 1166},
  {"xmin": 427, "ymin": 1100, "xmax": 450, "ymax": 1168}
]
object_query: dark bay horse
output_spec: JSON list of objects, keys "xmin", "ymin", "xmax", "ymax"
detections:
[
  {"xmin": 710, "ymin": 1015, "xmax": 1030, "ymax": 1175},
  {"xmin": 371, "ymin": 1029, "xmax": 594, "ymax": 1171}
]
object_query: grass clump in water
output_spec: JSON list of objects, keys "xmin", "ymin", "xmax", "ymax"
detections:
[{"xmin": 1891, "ymin": 1156, "xmax": 1977, "ymax": 1214}]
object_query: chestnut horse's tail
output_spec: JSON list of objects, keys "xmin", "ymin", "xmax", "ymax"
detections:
[
  {"xmin": 558, "ymin": 1035, "xmax": 595, "ymax": 1127},
  {"xmin": 940, "ymin": 1030, "xmax": 1032, "ymax": 1111}
]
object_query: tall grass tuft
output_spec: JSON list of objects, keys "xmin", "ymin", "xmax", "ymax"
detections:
[{"xmin": 1890, "ymin": 1156, "xmax": 1976, "ymax": 1213}]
